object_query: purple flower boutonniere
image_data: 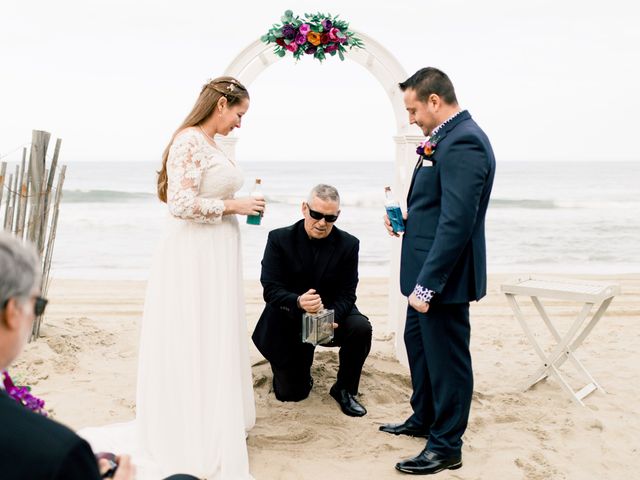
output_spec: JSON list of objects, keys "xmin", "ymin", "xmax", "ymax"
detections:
[
  {"xmin": 416, "ymin": 135, "xmax": 440, "ymax": 163},
  {"xmin": 2, "ymin": 369, "xmax": 47, "ymax": 416}
]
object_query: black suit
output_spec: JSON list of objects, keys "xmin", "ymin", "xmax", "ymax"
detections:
[
  {"xmin": 252, "ymin": 220, "xmax": 372, "ymax": 401},
  {"xmin": 0, "ymin": 390, "xmax": 102, "ymax": 480},
  {"xmin": 400, "ymin": 111, "xmax": 495, "ymax": 457}
]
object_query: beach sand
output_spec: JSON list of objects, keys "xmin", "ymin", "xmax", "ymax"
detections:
[{"xmin": 12, "ymin": 274, "xmax": 640, "ymax": 479}]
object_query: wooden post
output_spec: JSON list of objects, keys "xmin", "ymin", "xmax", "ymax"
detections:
[
  {"xmin": 8, "ymin": 167, "xmax": 19, "ymax": 233},
  {"xmin": 2, "ymin": 173, "xmax": 12, "ymax": 230},
  {"xmin": 0, "ymin": 162, "xmax": 6, "ymax": 215},
  {"xmin": 16, "ymin": 148, "xmax": 29, "ymax": 239},
  {"xmin": 38, "ymin": 165, "xmax": 67, "ymax": 338}
]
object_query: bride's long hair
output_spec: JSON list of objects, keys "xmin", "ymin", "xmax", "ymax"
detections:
[{"xmin": 157, "ymin": 76, "xmax": 249, "ymax": 203}]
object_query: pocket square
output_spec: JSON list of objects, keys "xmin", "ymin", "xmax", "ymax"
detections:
[{"xmin": 422, "ymin": 159, "xmax": 434, "ymax": 167}]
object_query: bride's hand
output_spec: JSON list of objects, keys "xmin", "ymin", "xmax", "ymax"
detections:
[{"xmin": 225, "ymin": 196, "xmax": 266, "ymax": 216}]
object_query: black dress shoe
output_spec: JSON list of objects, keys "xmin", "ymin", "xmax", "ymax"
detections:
[
  {"xmin": 379, "ymin": 419, "xmax": 429, "ymax": 438},
  {"xmin": 395, "ymin": 449, "xmax": 462, "ymax": 475},
  {"xmin": 329, "ymin": 384, "xmax": 367, "ymax": 417}
]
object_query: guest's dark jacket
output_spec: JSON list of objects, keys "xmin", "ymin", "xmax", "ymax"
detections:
[
  {"xmin": 400, "ymin": 110, "xmax": 496, "ymax": 303},
  {"xmin": 0, "ymin": 390, "xmax": 101, "ymax": 479},
  {"xmin": 252, "ymin": 220, "xmax": 362, "ymax": 366}
]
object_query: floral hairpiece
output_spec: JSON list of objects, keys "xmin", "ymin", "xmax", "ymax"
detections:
[{"xmin": 261, "ymin": 10, "xmax": 364, "ymax": 62}]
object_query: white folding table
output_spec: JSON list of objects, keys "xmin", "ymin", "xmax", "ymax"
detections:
[{"xmin": 501, "ymin": 276, "xmax": 620, "ymax": 406}]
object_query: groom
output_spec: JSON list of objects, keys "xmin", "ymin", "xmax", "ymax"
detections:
[
  {"xmin": 381, "ymin": 67, "xmax": 495, "ymax": 475},
  {"xmin": 252, "ymin": 184, "xmax": 372, "ymax": 417}
]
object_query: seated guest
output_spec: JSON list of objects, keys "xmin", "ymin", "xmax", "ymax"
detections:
[
  {"xmin": 0, "ymin": 232, "xmax": 196, "ymax": 480},
  {"xmin": 0, "ymin": 232, "xmax": 133, "ymax": 479},
  {"xmin": 252, "ymin": 184, "xmax": 372, "ymax": 417}
]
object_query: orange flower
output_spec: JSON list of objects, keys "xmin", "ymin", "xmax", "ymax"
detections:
[{"xmin": 307, "ymin": 31, "xmax": 321, "ymax": 46}]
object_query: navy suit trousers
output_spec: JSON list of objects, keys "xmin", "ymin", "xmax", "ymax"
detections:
[{"xmin": 404, "ymin": 302, "xmax": 472, "ymax": 456}]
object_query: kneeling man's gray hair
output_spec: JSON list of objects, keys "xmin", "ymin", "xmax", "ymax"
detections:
[{"xmin": 308, "ymin": 184, "xmax": 340, "ymax": 204}]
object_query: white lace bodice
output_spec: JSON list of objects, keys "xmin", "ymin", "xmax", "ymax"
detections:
[{"xmin": 166, "ymin": 129, "xmax": 243, "ymax": 224}]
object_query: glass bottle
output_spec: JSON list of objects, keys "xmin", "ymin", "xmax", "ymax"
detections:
[
  {"xmin": 246, "ymin": 178, "xmax": 263, "ymax": 225},
  {"xmin": 384, "ymin": 186, "xmax": 405, "ymax": 234}
]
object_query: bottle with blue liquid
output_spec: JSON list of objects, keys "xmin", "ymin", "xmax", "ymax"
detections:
[{"xmin": 384, "ymin": 186, "xmax": 405, "ymax": 234}]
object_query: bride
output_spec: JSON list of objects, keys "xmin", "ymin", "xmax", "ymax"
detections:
[{"xmin": 81, "ymin": 76, "xmax": 264, "ymax": 479}]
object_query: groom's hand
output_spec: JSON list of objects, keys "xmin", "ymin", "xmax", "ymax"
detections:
[
  {"xmin": 408, "ymin": 292, "xmax": 429, "ymax": 313},
  {"xmin": 383, "ymin": 214, "xmax": 398, "ymax": 237},
  {"xmin": 298, "ymin": 289, "xmax": 324, "ymax": 313},
  {"xmin": 383, "ymin": 211, "xmax": 408, "ymax": 237}
]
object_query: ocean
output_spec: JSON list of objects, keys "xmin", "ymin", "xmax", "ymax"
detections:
[{"xmin": 29, "ymin": 160, "xmax": 640, "ymax": 280}]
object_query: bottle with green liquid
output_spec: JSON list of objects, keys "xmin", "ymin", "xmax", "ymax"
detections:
[{"xmin": 246, "ymin": 178, "xmax": 263, "ymax": 225}]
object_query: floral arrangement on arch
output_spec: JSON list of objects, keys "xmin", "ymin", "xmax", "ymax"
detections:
[{"xmin": 261, "ymin": 10, "xmax": 364, "ymax": 62}]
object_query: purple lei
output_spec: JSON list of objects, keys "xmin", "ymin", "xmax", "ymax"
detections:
[{"xmin": 1, "ymin": 370, "xmax": 47, "ymax": 416}]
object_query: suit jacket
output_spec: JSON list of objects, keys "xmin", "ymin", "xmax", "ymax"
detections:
[
  {"xmin": 400, "ymin": 110, "xmax": 495, "ymax": 303},
  {"xmin": 252, "ymin": 219, "xmax": 362, "ymax": 366},
  {"xmin": 0, "ymin": 390, "xmax": 101, "ymax": 480}
]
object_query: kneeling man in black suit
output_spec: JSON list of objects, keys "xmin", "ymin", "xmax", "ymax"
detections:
[{"xmin": 252, "ymin": 184, "xmax": 372, "ymax": 417}]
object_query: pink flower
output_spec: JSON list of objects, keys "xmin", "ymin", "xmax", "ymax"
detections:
[
  {"xmin": 285, "ymin": 42, "xmax": 298, "ymax": 52},
  {"xmin": 329, "ymin": 27, "xmax": 340, "ymax": 41},
  {"xmin": 299, "ymin": 23, "xmax": 311, "ymax": 35}
]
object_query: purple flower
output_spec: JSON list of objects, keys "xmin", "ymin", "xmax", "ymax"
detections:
[
  {"xmin": 304, "ymin": 45, "xmax": 317, "ymax": 55},
  {"xmin": 2, "ymin": 370, "xmax": 47, "ymax": 416},
  {"xmin": 299, "ymin": 23, "xmax": 310, "ymax": 35},
  {"xmin": 321, "ymin": 18, "xmax": 332, "ymax": 31},
  {"xmin": 281, "ymin": 24, "xmax": 296, "ymax": 39},
  {"xmin": 295, "ymin": 33, "xmax": 306, "ymax": 45},
  {"xmin": 324, "ymin": 44, "xmax": 339, "ymax": 53}
]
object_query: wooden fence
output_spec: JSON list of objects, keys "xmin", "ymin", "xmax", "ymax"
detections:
[{"xmin": 0, "ymin": 130, "xmax": 67, "ymax": 340}]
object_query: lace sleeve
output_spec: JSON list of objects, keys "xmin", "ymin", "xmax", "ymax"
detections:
[{"xmin": 166, "ymin": 131, "xmax": 225, "ymax": 224}]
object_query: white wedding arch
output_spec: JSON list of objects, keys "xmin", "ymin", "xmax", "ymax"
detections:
[{"xmin": 221, "ymin": 30, "xmax": 423, "ymax": 365}]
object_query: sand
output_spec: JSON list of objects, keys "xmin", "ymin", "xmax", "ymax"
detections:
[{"xmin": 12, "ymin": 274, "xmax": 640, "ymax": 479}]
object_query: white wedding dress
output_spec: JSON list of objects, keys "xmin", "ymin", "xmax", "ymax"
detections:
[{"xmin": 80, "ymin": 128, "xmax": 256, "ymax": 479}]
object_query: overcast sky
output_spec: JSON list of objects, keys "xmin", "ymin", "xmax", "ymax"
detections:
[{"xmin": 1, "ymin": 0, "xmax": 639, "ymax": 163}]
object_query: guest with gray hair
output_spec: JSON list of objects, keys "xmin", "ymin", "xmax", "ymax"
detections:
[
  {"xmin": 252, "ymin": 184, "xmax": 372, "ymax": 417},
  {"xmin": 0, "ymin": 232, "xmax": 136, "ymax": 479}
]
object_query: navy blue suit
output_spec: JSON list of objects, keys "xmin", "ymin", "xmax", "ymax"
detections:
[{"xmin": 400, "ymin": 110, "xmax": 495, "ymax": 456}]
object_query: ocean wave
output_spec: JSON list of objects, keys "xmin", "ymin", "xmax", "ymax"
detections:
[
  {"xmin": 62, "ymin": 189, "xmax": 155, "ymax": 203},
  {"xmin": 490, "ymin": 198, "xmax": 558, "ymax": 209},
  {"xmin": 491, "ymin": 198, "xmax": 639, "ymax": 210}
]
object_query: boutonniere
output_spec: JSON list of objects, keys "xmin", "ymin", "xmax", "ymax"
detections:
[
  {"xmin": 2, "ymin": 369, "xmax": 47, "ymax": 416},
  {"xmin": 416, "ymin": 135, "xmax": 440, "ymax": 162}
]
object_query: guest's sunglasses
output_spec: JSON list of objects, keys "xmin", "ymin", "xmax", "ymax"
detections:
[
  {"xmin": 1, "ymin": 296, "xmax": 48, "ymax": 316},
  {"xmin": 305, "ymin": 203, "xmax": 339, "ymax": 223}
]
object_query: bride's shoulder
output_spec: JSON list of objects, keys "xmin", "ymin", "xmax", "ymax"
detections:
[{"xmin": 174, "ymin": 127, "xmax": 203, "ymax": 144}]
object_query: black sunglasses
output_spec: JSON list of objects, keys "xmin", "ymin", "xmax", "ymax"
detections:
[
  {"xmin": 1, "ymin": 296, "xmax": 48, "ymax": 316},
  {"xmin": 306, "ymin": 203, "xmax": 339, "ymax": 223}
]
